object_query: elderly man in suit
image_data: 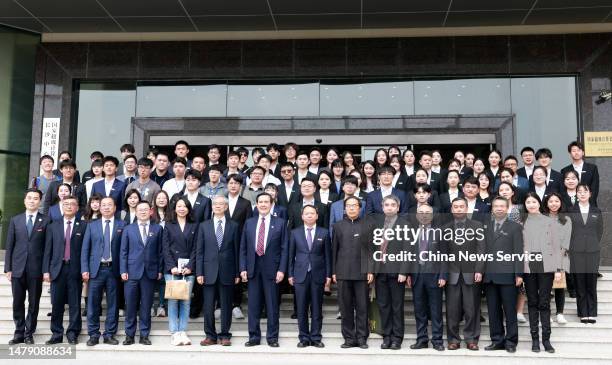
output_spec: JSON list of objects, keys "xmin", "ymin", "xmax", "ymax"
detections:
[
  {"xmin": 81, "ymin": 197, "xmax": 125, "ymax": 346},
  {"xmin": 4, "ymin": 188, "xmax": 50, "ymax": 345},
  {"xmin": 483, "ymin": 196, "xmax": 524, "ymax": 353},
  {"xmin": 42, "ymin": 195, "xmax": 87, "ymax": 345},
  {"xmin": 288, "ymin": 204, "xmax": 332, "ymax": 348},
  {"xmin": 444, "ymin": 197, "xmax": 486, "ymax": 351},
  {"xmin": 240, "ymin": 193, "xmax": 289, "ymax": 347},
  {"xmin": 329, "ymin": 176, "xmax": 366, "ymax": 237},
  {"xmin": 409, "ymin": 203, "xmax": 447, "ymax": 351},
  {"xmin": 197, "ymin": 195, "xmax": 241, "ymax": 346},
  {"xmin": 120, "ymin": 201, "xmax": 163, "ymax": 345}
]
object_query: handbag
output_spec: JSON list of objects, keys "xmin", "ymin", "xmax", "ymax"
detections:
[
  {"xmin": 164, "ymin": 275, "xmax": 190, "ymax": 300},
  {"xmin": 552, "ymin": 272, "xmax": 567, "ymax": 289},
  {"xmin": 367, "ymin": 287, "xmax": 383, "ymax": 335}
]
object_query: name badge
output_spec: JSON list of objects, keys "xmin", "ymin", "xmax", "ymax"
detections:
[
  {"xmin": 354, "ymin": 233, "xmax": 360, "ymax": 237},
  {"xmin": 76, "ymin": 233, "xmax": 81, "ymax": 236},
  {"xmin": 36, "ymin": 228, "xmax": 43, "ymax": 232},
  {"xmin": 592, "ymin": 215, "xmax": 598, "ymax": 218},
  {"xmin": 271, "ymin": 225, "xmax": 275, "ymax": 229},
  {"xmin": 149, "ymin": 233, "xmax": 154, "ymax": 237},
  {"xmin": 195, "ymin": 201, "xmax": 200, "ymax": 205},
  {"xmin": 117, "ymin": 229, "xmax": 123, "ymax": 233},
  {"xmin": 317, "ymin": 238, "xmax": 323, "ymax": 241}
]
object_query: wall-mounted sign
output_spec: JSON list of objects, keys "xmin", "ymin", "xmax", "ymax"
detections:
[
  {"xmin": 584, "ymin": 131, "xmax": 612, "ymax": 157},
  {"xmin": 40, "ymin": 118, "xmax": 61, "ymax": 169}
]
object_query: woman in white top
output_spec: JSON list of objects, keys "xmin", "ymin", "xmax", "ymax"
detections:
[
  {"xmin": 316, "ymin": 170, "xmax": 338, "ymax": 206},
  {"xmin": 531, "ymin": 166, "xmax": 550, "ymax": 201},
  {"xmin": 543, "ymin": 192, "xmax": 572, "ymax": 325},
  {"xmin": 522, "ymin": 192, "xmax": 563, "ymax": 353},
  {"xmin": 84, "ymin": 160, "xmax": 104, "ymax": 200},
  {"xmin": 362, "ymin": 160, "xmax": 377, "ymax": 193}
]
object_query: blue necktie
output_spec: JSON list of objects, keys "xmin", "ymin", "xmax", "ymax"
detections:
[
  {"xmin": 216, "ymin": 220, "xmax": 223, "ymax": 249},
  {"xmin": 103, "ymin": 220, "xmax": 111, "ymax": 260},
  {"xmin": 26, "ymin": 215, "xmax": 34, "ymax": 238}
]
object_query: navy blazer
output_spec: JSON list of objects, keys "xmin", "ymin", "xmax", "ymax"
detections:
[
  {"xmin": 48, "ymin": 203, "xmax": 81, "ymax": 223},
  {"xmin": 120, "ymin": 222, "xmax": 163, "ymax": 280},
  {"xmin": 196, "ymin": 218, "xmax": 241, "ymax": 285},
  {"xmin": 493, "ymin": 176, "xmax": 529, "ymax": 196},
  {"xmin": 162, "ymin": 222, "xmax": 198, "ymax": 273},
  {"xmin": 288, "ymin": 226, "xmax": 332, "ymax": 284},
  {"xmin": 470, "ymin": 199, "xmax": 491, "ymax": 224},
  {"xmin": 4, "ymin": 213, "xmax": 50, "ymax": 278},
  {"xmin": 92, "ymin": 179, "xmax": 126, "ymax": 212},
  {"xmin": 81, "ymin": 218, "xmax": 126, "ymax": 278},
  {"xmin": 182, "ymin": 193, "xmax": 212, "ymax": 223},
  {"xmin": 239, "ymin": 215, "xmax": 289, "ymax": 280},
  {"xmin": 365, "ymin": 188, "xmax": 407, "ymax": 215},
  {"xmin": 328, "ymin": 198, "xmax": 366, "ymax": 238},
  {"xmin": 42, "ymin": 219, "xmax": 87, "ymax": 280}
]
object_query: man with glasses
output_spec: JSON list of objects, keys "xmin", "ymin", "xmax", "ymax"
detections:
[{"xmin": 278, "ymin": 162, "xmax": 300, "ymax": 208}]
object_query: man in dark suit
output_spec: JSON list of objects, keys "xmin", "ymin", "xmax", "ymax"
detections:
[
  {"xmin": 120, "ymin": 201, "xmax": 163, "ymax": 345},
  {"xmin": 483, "ymin": 196, "xmax": 524, "ymax": 353},
  {"xmin": 369, "ymin": 195, "xmax": 410, "ymax": 350},
  {"xmin": 225, "ymin": 174, "xmax": 252, "ymax": 320},
  {"xmin": 4, "ymin": 189, "xmax": 49, "ymax": 345},
  {"xmin": 463, "ymin": 176, "xmax": 490, "ymax": 223},
  {"xmin": 92, "ymin": 156, "xmax": 126, "ymax": 212},
  {"xmin": 197, "ymin": 196, "xmax": 241, "ymax": 346},
  {"xmin": 417, "ymin": 151, "xmax": 441, "ymax": 192},
  {"xmin": 239, "ymin": 193, "xmax": 289, "ymax": 347},
  {"xmin": 42, "ymin": 195, "xmax": 86, "ymax": 345},
  {"xmin": 288, "ymin": 205, "xmax": 332, "ymax": 348},
  {"xmin": 296, "ymin": 151, "xmax": 318, "ymax": 184},
  {"xmin": 408, "ymin": 203, "xmax": 447, "ymax": 351},
  {"xmin": 365, "ymin": 166, "xmax": 408, "ymax": 215},
  {"xmin": 561, "ymin": 141, "xmax": 600, "ymax": 205},
  {"xmin": 277, "ymin": 162, "xmax": 300, "ymax": 207},
  {"xmin": 267, "ymin": 143, "xmax": 283, "ymax": 180},
  {"xmin": 528, "ymin": 148, "xmax": 562, "ymax": 193},
  {"xmin": 332, "ymin": 196, "xmax": 373, "ymax": 349},
  {"xmin": 516, "ymin": 147, "xmax": 536, "ymax": 180},
  {"xmin": 44, "ymin": 159, "xmax": 83, "ymax": 214},
  {"xmin": 288, "ymin": 177, "xmax": 329, "ymax": 230},
  {"xmin": 81, "ymin": 197, "xmax": 125, "ymax": 346},
  {"xmin": 181, "ymin": 170, "xmax": 212, "ymax": 222},
  {"xmin": 444, "ymin": 197, "xmax": 486, "ymax": 351}
]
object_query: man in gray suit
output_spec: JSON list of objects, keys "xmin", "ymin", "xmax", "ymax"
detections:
[{"xmin": 444, "ymin": 197, "xmax": 486, "ymax": 351}]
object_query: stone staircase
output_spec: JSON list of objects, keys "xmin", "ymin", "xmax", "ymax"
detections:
[{"xmin": 1, "ymin": 260, "xmax": 611, "ymax": 364}]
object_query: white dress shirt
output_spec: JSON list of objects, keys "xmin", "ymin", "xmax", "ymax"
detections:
[
  {"xmin": 448, "ymin": 188, "xmax": 459, "ymax": 202},
  {"xmin": 284, "ymin": 181, "xmax": 294, "ymax": 201},
  {"xmin": 579, "ymin": 203, "xmax": 590, "ymax": 224},
  {"xmin": 138, "ymin": 221, "xmax": 150, "ymax": 244},
  {"xmin": 535, "ymin": 185, "xmax": 546, "ymax": 200},
  {"xmin": 228, "ymin": 194, "xmax": 239, "ymax": 217},
  {"xmin": 104, "ymin": 178, "xmax": 115, "ymax": 196},
  {"xmin": 524, "ymin": 164, "xmax": 534, "ymax": 180},
  {"xmin": 380, "ymin": 185, "xmax": 393, "ymax": 198},
  {"xmin": 467, "ymin": 198, "xmax": 477, "ymax": 214},
  {"xmin": 573, "ymin": 162, "xmax": 584, "ymax": 180},
  {"xmin": 214, "ymin": 216, "xmax": 226, "ymax": 236},
  {"xmin": 319, "ymin": 190, "xmax": 330, "ymax": 204},
  {"xmin": 255, "ymin": 213, "xmax": 271, "ymax": 251},
  {"xmin": 186, "ymin": 190, "xmax": 199, "ymax": 208},
  {"xmin": 101, "ymin": 217, "xmax": 114, "ymax": 262},
  {"xmin": 404, "ymin": 165, "xmax": 414, "ymax": 176}
]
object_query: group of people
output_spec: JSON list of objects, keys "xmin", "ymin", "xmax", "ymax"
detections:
[{"xmin": 3, "ymin": 139, "xmax": 603, "ymax": 354}]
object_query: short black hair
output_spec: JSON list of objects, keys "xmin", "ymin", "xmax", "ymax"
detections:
[
  {"xmin": 419, "ymin": 150, "xmax": 432, "ymax": 159},
  {"xmin": 208, "ymin": 164, "xmax": 222, "ymax": 173},
  {"xmin": 174, "ymin": 140, "xmax": 190, "ymax": 149},
  {"xmin": 120, "ymin": 144, "xmax": 135, "ymax": 153},
  {"xmin": 504, "ymin": 155, "xmax": 518, "ymax": 163},
  {"xmin": 266, "ymin": 143, "xmax": 280, "ymax": 151},
  {"xmin": 39, "ymin": 155, "xmax": 54, "ymax": 164},
  {"xmin": 59, "ymin": 159, "xmax": 77, "ymax": 170},
  {"xmin": 256, "ymin": 192, "xmax": 273, "ymax": 203},
  {"xmin": 341, "ymin": 175, "xmax": 359, "ymax": 187},
  {"xmin": 103, "ymin": 156, "xmax": 120, "ymax": 167},
  {"xmin": 90, "ymin": 151, "xmax": 104, "ymax": 160},
  {"xmin": 185, "ymin": 169, "xmax": 202, "ymax": 181},
  {"xmin": 344, "ymin": 196, "xmax": 362, "ymax": 208},
  {"xmin": 207, "ymin": 144, "xmax": 220, "ymax": 152},
  {"xmin": 520, "ymin": 146, "xmax": 535, "ymax": 155},
  {"xmin": 24, "ymin": 188, "xmax": 43, "ymax": 199},
  {"xmin": 146, "ymin": 147, "xmax": 158, "ymax": 157},
  {"xmin": 252, "ymin": 147, "xmax": 265, "ymax": 156},
  {"xmin": 227, "ymin": 173, "xmax": 243, "ymax": 185},
  {"xmin": 123, "ymin": 154, "xmax": 137, "ymax": 163},
  {"xmin": 249, "ymin": 166, "xmax": 266, "ymax": 176},
  {"xmin": 280, "ymin": 162, "xmax": 295, "ymax": 170},
  {"xmin": 535, "ymin": 148, "xmax": 553, "ymax": 160},
  {"xmin": 91, "ymin": 159, "xmax": 104, "ymax": 168},
  {"xmin": 172, "ymin": 157, "xmax": 187, "ymax": 167},
  {"xmin": 377, "ymin": 165, "xmax": 395, "ymax": 175},
  {"xmin": 137, "ymin": 157, "xmax": 153, "ymax": 168},
  {"xmin": 568, "ymin": 140, "xmax": 584, "ymax": 152},
  {"xmin": 258, "ymin": 154, "xmax": 272, "ymax": 163},
  {"xmin": 227, "ymin": 151, "xmax": 239, "ymax": 159},
  {"xmin": 309, "ymin": 147, "xmax": 321, "ymax": 155},
  {"xmin": 463, "ymin": 176, "xmax": 479, "ymax": 187},
  {"xmin": 235, "ymin": 146, "xmax": 249, "ymax": 155},
  {"xmin": 414, "ymin": 183, "xmax": 432, "ymax": 194},
  {"xmin": 300, "ymin": 177, "xmax": 317, "ymax": 187},
  {"xmin": 58, "ymin": 150, "xmax": 72, "ymax": 159}
]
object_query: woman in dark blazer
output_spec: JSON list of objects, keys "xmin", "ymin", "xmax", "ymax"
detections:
[
  {"xmin": 439, "ymin": 170, "xmax": 464, "ymax": 214},
  {"xmin": 569, "ymin": 183, "xmax": 603, "ymax": 324},
  {"xmin": 121, "ymin": 189, "xmax": 142, "ymax": 225},
  {"xmin": 315, "ymin": 170, "xmax": 340, "ymax": 207},
  {"xmin": 561, "ymin": 170, "xmax": 580, "ymax": 209},
  {"xmin": 162, "ymin": 196, "xmax": 198, "ymax": 346},
  {"xmin": 48, "ymin": 183, "xmax": 73, "ymax": 222},
  {"xmin": 389, "ymin": 155, "xmax": 410, "ymax": 192}
]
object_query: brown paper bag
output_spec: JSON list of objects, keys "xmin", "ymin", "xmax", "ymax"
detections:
[
  {"xmin": 165, "ymin": 277, "xmax": 190, "ymax": 300},
  {"xmin": 552, "ymin": 272, "xmax": 567, "ymax": 289}
]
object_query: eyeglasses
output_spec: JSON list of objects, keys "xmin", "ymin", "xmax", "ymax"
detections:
[{"xmin": 281, "ymin": 170, "xmax": 293, "ymax": 174}]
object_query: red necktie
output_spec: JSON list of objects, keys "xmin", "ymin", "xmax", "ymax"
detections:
[
  {"xmin": 64, "ymin": 221, "xmax": 72, "ymax": 261},
  {"xmin": 256, "ymin": 217, "xmax": 265, "ymax": 256}
]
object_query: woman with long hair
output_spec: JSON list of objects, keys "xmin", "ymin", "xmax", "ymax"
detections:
[
  {"xmin": 49, "ymin": 183, "xmax": 73, "ymax": 222},
  {"xmin": 151, "ymin": 190, "xmax": 171, "ymax": 227},
  {"xmin": 121, "ymin": 189, "xmax": 142, "ymax": 224},
  {"xmin": 477, "ymin": 172, "xmax": 492, "ymax": 203},
  {"xmin": 373, "ymin": 148, "xmax": 389, "ymax": 170},
  {"xmin": 389, "ymin": 155, "xmax": 409, "ymax": 191},
  {"xmin": 342, "ymin": 151, "xmax": 357, "ymax": 175},
  {"xmin": 162, "ymin": 197, "xmax": 198, "ymax": 346},
  {"xmin": 82, "ymin": 193, "xmax": 103, "ymax": 222},
  {"xmin": 361, "ymin": 160, "xmax": 378, "ymax": 193},
  {"xmin": 325, "ymin": 148, "xmax": 340, "ymax": 170},
  {"xmin": 561, "ymin": 170, "xmax": 579, "ymax": 208},
  {"xmin": 472, "ymin": 158, "xmax": 486, "ymax": 178}
]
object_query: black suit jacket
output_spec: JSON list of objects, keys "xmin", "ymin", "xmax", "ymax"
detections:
[
  {"xmin": 4, "ymin": 213, "xmax": 50, "ymax": 278},
  {"xmin": 226, "ymin": 195, "xmax": 253, "ymax": 236},
  {"xmin": 439, "ymin": 191, "xmax": 465, "ymax": 214},
  {"xmin": 569, "ymin": 205, "xmax": 603, "ymax": 253},
  {"xmin": 196, "ymin": 218, "xmax": 240, "ymax": 285},
  {"xmin": 180, "ymin": 193, "xmax": 212, "ymax": 223},
  {"xmin": 367, "ymin": 214, "xmax": 411, "ymax": 275},
  {"xmin": 277, "ymin": 181, "xmax": 301, "ymax": 208},
  {"xmin": 43, "ymin": 180, "xmax": 85, "ymax": 214},
  {"xmin": 528, "ymin": 169, "xmax": 562, "ymax": 194},
  {"xmin": 331, "ymin": 217, "xmax": 370, "ymax": 281},
  {"xmin": 398, "ymin": 171, "xmax": 415, "ymax": 194},
  {"xmin": 483, "ymin": 219, "xmax": 524, "ymax": 285},
  {"xmin": 43, "ymin": 219, "xmax": 87, "ymax": 280},
  {"xmin": 443, "ymin": 218, "xmax": 486, "ymax": 285},
  {"xmin": 561, "ymin": 162, "xmax": 599, "ymax": 205},
  {"xmin": 287, "ymin": 200, "xmax": 329, "ymax": 230},
  {"xmin": 162, "ymin": 222, "xmax": 199, "ymax": 273}
]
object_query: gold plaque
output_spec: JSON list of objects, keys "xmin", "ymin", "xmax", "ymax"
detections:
[{"xmin": 584, "ymin": 131, "xmax": 612, "ymax": 157}]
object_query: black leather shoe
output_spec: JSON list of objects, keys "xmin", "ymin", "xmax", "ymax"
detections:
[
  {"xmin": 123, "ymin": 336, "xmax": 135, "ymax": 345},
  {"xmin": 244, "ymin": 340, "xmax": 260, "ymax": 347},
  {"xmin": 484, "ymin": 343, "xmax": 505, "ymax": 351},
  {"xmin": 290, "ymin": 312, "xmax": 297, "ymax": 319},
  {"xmin": 390, "ymin": 342, "xmax": 401, "ymax": 350},
  {"xmin": 433, "ymin": 344, "xmax": 445, "ymax": 351},
  {"xmin": 86, "ymin": 337, "xmax": 99, "ymax": 346},
  {"xmin": 46, "ymin": 337, "xmax": 63, "ymax": 345},
  {"xmin": 8, "ymin": 338, "xmax": 24, "ymax": 345},
  {"xmin": 341, "ymin": 341, "xmax": 356, "ymax": 348},
  {"xmin": 297, "ymin": 341, "xmax": 310, "ymax": 348},
  {"xmin": 139, "ymin": 337, "xmax": 151, "ymax": 345},
  {"xmin": 505, "ymin": 346, "xmax": 516, "ymax": 353},
  {"xmin": 24, "ymin": 337, "xmax": 34, "ymax": 345},
  {"xmin": 103, "ymin": 336, "xmax": 119, "ymax": 345},
  {"xmin": 358, "ymin": 341, "xmax": 368, "ymax": 349},
  {"xmin": 312, "ymin": 341, "xmax": 325, "ymax": 348},
  {"xmin": 410, "ymin": 342, "xmax": 428, "ymax": 349},
  {"xmin": 542, "ymin": 340, "xmax": 555, "ymax": 353},
  {"xmin": 67, "ymin": 338, "xmax": 78, "ymax": 345},
  {"xmin": 380, "ymin": 342, "xmax": 390, "ymax": 350},
  {"xmin": 268, "ymin": 341, "xmax": 279, "ymax": 347},
  {"xmin": 531, "ymin": 339, "xmax": 540, "ymax": 353},
  {"xmin": 588, "ymin": 318, "xmax": 597, "ymax": 324}
]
